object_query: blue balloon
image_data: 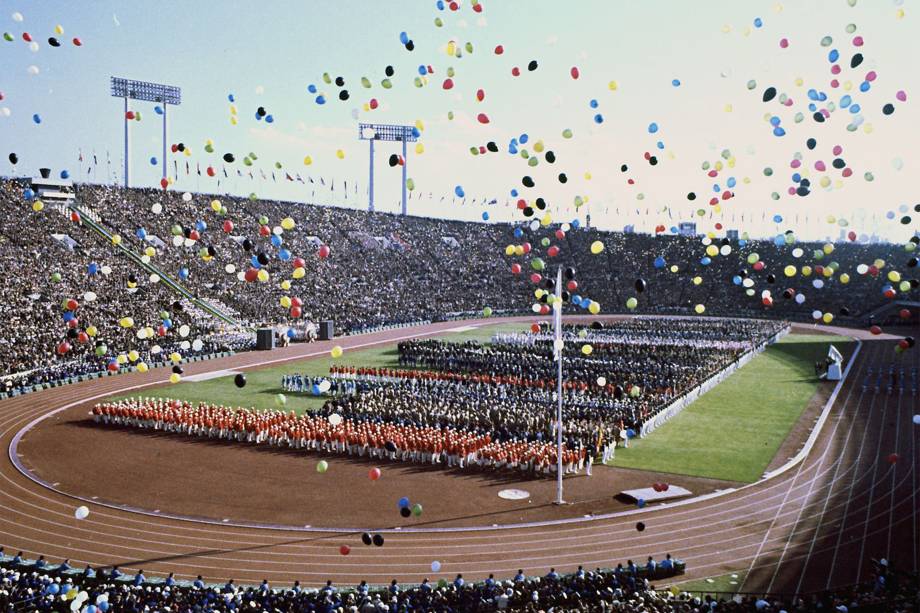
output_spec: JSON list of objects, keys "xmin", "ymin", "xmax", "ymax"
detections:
[
  {"xmin": 840, "ymin": 94, "xmax": 852, "ymax": 108},
  {"xmin": 178, "ymin": 267, "xmax": 189, "ymax": 280},
  {"xmin": 481, "ymin": 212, "xmax": 489, "ymax": 221},
  {"xmin": 417, "ymin": 65, "xmax": 427, "ymax": 76},
  {"xmin": 807, "ymin": 88, "xmax": 819, "ymax": 101},
  {"xmin": 196, "ymin": 220, "xmax": 207, "ymax": 232},
  {"xmin": 454, "ymin": 186, "xmax": 464, "ymax": 197},
  {"xmin": 637, "ymin": 498, "xmax": 646, "ymax": 508},
  {"xmin": 589, "ymin": 99, "xmax": 598, "ymax": 109},
  {"xmin": 738, "ymin": 239, "xmax": 747, "ymax": 247},
  {"xmin": 859, "ymin": 81, "xmax": 870, "ymax": 92},
  {"xmin": 286, "ymin": 328, "xmax": 295, "ymax": 338},
  {"xmin": 732, "ymin": 275, "xmax": 743, "ymax": 285},
  {"xmin": 829, "ymin": 49, "xmax": 839, "ymax": 63},
  {"xmin": 572, "ymin": 294, "xmax": 582, "ymax": 305},
  {"xmin": 792, "ymin": 173, "xmax": 801, "ymax": 183},
  {"xmin": 713, "ymin": 184, "xmax": 721, "ymax": 193},
  {"xmin": 86, "ymin": 605, "xmax": 96, "ymax": 613},
  {"xmin": 850, "ymin": 104, "xmax": 861, "ymax": 114},
  {"xmin": 154, "ymin": 105, "xmax": 164, "ymax": 115},
  {"xmin": 571, "ymin": 219, "xmax": 580, "ymax": 228},
  {"xmin": 228, "ymin": 94, "xmax": 235, "ymax": 102},
  {"xmin": 271, "ymin": 234, "xmax": 283, "ymax": 247},
  {"xmin": 519, "ymin": 134, "xmax": 529, "ymax": 144},
  {"xmin": 150, "ymin": 157, "xmax": 158, "ymax": 165},
  {"xmin": 594, "ymin": 114, "xmax": 604, "ymax": 124},
  {"xmin": 23, "ymin": 188, "xmax": 34, "ymax": 200},
  {"xmin": 436, "ymin": 0, "xmax": 445, "ymax": 9},
  {"xmin": 399, "ymin": 31, "xmax": 409, "ymax": 45},
  {"xmin": 60, "ymin": 170, "xmax": 70, "ymax": 179},
  {"xmin": 255, "ymin": 112, "xmax": 262, "ymax": 121},
  {"xmin": 773, "ymin": 235, "xmax": 785, "ymax": 246},
  {"xmin": 98, "ymin": 602, "xmax": 109, "ymax": 612},
  {"xmin": 315, "ymin": 95, "xmax": 326, "ymax": 105},
  {"xmin": 727, "ymin": 177, "xmax": 736, "ymax": 188},
  {"xmin": 807, "ymin": 103, "xmax": 817, "ymax": 112},
  {"xmin": 700, "ymin": 257, "xmax": 711, "ymax": 266},
  {"xmin": 773, "ymin": 127, "xmax": 786, "ymax": 137},
  {"xmin": 32, "ymin": 114, "xmax": 41, "ymax": 124},
  {"xmin": 88, "ymin": 263, "xmax": 99, "ymax": 275},
  {"xmin": 670, "ymin": 226, "xmax": 678, "ymax": 234},
  {"xmin": 671, "ymin": 78, "xmax": 681, "ymax": 87},
  {"xmin": 508, "ymin": 143, "xmax": 518, "ymax": 155},
  {"xmin": 265, "ymin": 115, "xmax": 274, "ymax": 123},
  {"xmin": 278, "ymin": 249, "xmax": 291, "ymax": 261},
  {"xmin": 47, "ymin": 584, "xmax": 59, "ymax": 595},
  {"xmin": 653, "ymin": 256, "xmax": 666, "ymax": 268},
  {"xmin": 250, "ymin": 255, "xmax": 262, "ymax": 269},
  {"xmin": 312, "ymin": 384, "xmax": 321, "ymax": 395},
  {"xmin": 648, "ymin": 122, "xmax": 659, "ymax": 134},
  {"xmin": 162, "ymin": 318, "xmax": 172, "ymax": 329},
  {"xmin": 769, "ymin": 116, "xmax": 781, "ymax": 126},
  {"xmin": 398, "ymin": 497, "xmax": 410, "ymax": 509},
  {"xmin": 510, "ymin": 189, "xmax": 519, "ymax": 197},
  {"xmin": 773, "ymin": 214, "xmax": 783, "ymax": 223},
  {"xmin": 656, "ymin": 140, "xmax": 664, "ymax": 150},
  {"xmin": 136, "ymin": 228, "xmax": 147, "ymax": 239},
  {"xmin": 411, "ymin": 127, "xmax": 421, "ymax": 138},
  {"xmin": 307, "ymin": 84, "xmax": 317, "ymax": 94},
  {"xmin": 753, "ymin": 17, "xmax": 763, "ymax": 27},
  {"xmin": 513, "ymin": 227, "xmax": 523, "ymax": 238},
  {"xmin": 63, "ymin": 311, "xmax": 75, "ymax": 323}
]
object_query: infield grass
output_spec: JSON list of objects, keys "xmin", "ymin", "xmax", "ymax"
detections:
[
  {"xmin": 109, "ymin": 322, "xmax": 529, "ymax": 414},
  {"xmin": 607, "ymin": 333, "xmax": 852, "ymax": 483}
]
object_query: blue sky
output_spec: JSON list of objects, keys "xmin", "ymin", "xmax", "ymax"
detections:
[{"xmin": 1, "ymin": 0, "xmax": 918, "ymax": 240}]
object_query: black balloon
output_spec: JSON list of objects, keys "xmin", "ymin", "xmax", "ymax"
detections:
[
  {"xmin": 256, "ymin": 106, "xmax": 266, "ymax": 117},
  {"xmin": 563, "ymin": 267, "xmax": 576, "ymax": 280},
  {"xmin": 527, "ymin": 60, "xmax": 538, "ymax": 71},
  {"xmin": 399, "ymin": 507, "xmax": 411, "ymax": 518},
  {"xmin": 242, "ymin": 238, "xmax": 253, "ymax": 251},
  {"xmin": 634, "ymin": 278, "xmax": 647, "ymax": 293},
  {"xmin": 766, "ymin": 274, "xmax": 776, "ymax": 284},
  {"xmin": 223, "ymin": 153, "xmax": 235, "ymax": 163},
  {"xmin": 48, "ymin": 37, "xmax": 60, "ymax": 47},
  {"xmin": 636, "ymin": 522, "xmax": 646, "ymax": 532},
  {"xmin": 558, "ymin": 173, "xmax": 567, "ymax": 184},
  {"xmin": 361, "ymin": 533, "xmax": 372, "ymax": 546},
  {"xmin": 388, "ymin": 154, "xmax": 399, "ymax": 167},
  {"xmin": 234, "ymin": 374, "xmax": 247, "ymax": 388},
  {"xmin": 338, "ymin": 90, "xmax": 349, "ymax": 101},
  {"xmin": 545, "ymin": 151, "xmax": 556, "ymax": 163},
  {"xmin": 649, "ymin": 156, "xmax": 658, "ymax": 166},
  {"xmin": 620, "ymin": 164, "xmax": 628, "ymax": 172},
  {"xmin": 590, "ymin": 321, "xmax": 603, "ymax": 330},
  {"xmin": 177, "ymin": 143, "xmax": 185, "ymax": 152},
  {"xmin": 882, "ymin": 103, "xmax": 895, "ymax": 116},
  {"xmin": 850, "ymin": 53, "xmax": 863, "ymax": 68},
  {"xmin": 257, "ymin": 252, "xmax": 269, "ymax": 266},
  {"xmin": 385, "ymin": 65, "xmax": 395, "ymax": 77},
  {"xmin": 486, "ymin": 141, "xmax": 498, "ymax": 153},
  {"xmin": 8, "ymin": 153, "xmax": 18, "ymax": 164},
  {"xmin": 806, "ymin": 138, "xmax": 817, "ymax": 150},
  {"xmin": 385, "ymin": 441, "xmax": 397, "ymax": 453},
  {"xmin": 335, "ymin": 76, "xmax": 345, "ymax": 87},
  {"xmin": 522, "ymin": 176, "xmax": 534, "ymax": 188},
  {"xmin": 687, "ymin": 192, "xmax": 696, "ymax": 200},
  {"xmin": 405, "ymin": 40, "xmax": 414, "ymax": 51},
  {"xmin": 762, "ymin": 87, "xmax": 777, "ymax": 102},
  {"xmin": 372, "ymin": 534, "xmax": 384, "ymax": 547},
  {"xmin": 535, "ymin": 198, "xmax": 546, "ymax": 210},
  {"xmin": 172, "ymin": 365, "xmax": 184, "ymax": 375},
  {"xmin": 522, "ymin": 207, "xmax": 534, "ymax": 217},
  {"xmin": 613, "ymin": 385, "xmax": 624, "ymax": 399}
]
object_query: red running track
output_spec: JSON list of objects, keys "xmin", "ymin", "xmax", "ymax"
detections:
[{"xmin": 0, "ymin": 316, "xmax": 917, "ymax": 591}]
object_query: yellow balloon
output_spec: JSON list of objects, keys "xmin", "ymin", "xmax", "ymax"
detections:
[
  {"xmin": 588, "ymin": 301, "xmax": 601, "ymax": 315},
  {"xmin": 608, "ymin": 80, "xmax": 618, "ymax": 91},
  {"xmin": 292, "ymin": 267, "xmax": 306, "ymax": 279},
  {"xmin": 705, "ymin": 245, "xmax": 718, "ymax": 257},
  {"xmin": 839, "ymin": 273, "xmax": 850, "ymax": 284},
  {"xmin": 415, "ymin": 143, "xmax": 425, "ymax": 154},
  {"xmin": 784, "ymin": 265, "xmax": 797, "ymax": 277},
  {"xmin": 822, "ymin": 313, "xmax": 834, "ymax": 324},
  {"xmin": 86, "ymin": 325, "xmax": 98, "ymax": 337},
  {"xmin": 280, "ymin": 279, "xmax": 292, "ymax": 290},
  {"xmin": 513, "ymin": 245, "xmax": 524, "ymax": 256},
  {"xmin": 111, "ymin": 234, "xmax": 122, "ymax": 246},
  {"xmin": 281, "ymin": 217, "xmax": 295, "ymax": 230},
  {"xmin": 888, "ymin": 271, "xmax": 901, "ymax": 283},
  {"xmin": 170, "ymin": 352, "xmax": 182, "ymax": 364},
  {"xmin": 32, "ymin": 200, "xmax": 44, "ymax": 212},
  {"xmin": 257, "ymin": 268, "xmax": 270, "ymax": 282},
  {"xmin": 590, "ymin": 241, "xmax": 604, "ymax": 254},
  {"xmin": 137, "ymin": 362, "xmax": 149, "ymax": 373},
  {"xmin": 336, "ymin": 149, "xmax": 345, "ymax": 159},
  {"xmin": 169, "ymin": 373, "xmax": 181, "ymax": 384},
  {"xmin": 692, "ymin": 276, "xmax": 702, "ymax": 285},
  {"xmin": 210, "ymin": 199, "xmax": 222, "ymax": 212},
  {"xmin": 303, "ymin": 155, "xmax": 313, "ymax": 165},
  {"xmin": 119, "ymin": 317, "xmax": 134, "ymax": 328},
  {"xmin": 230, "ymin": 116, "xmax": 238, "ymax": 125},
  {"xmin": 116, "ymin": 354, "xmax": 128, "ymax": 365},
  {"xmin": 55, "ymin": 24, "xmax": 64, "ymax": 35},
  {"xmin": 694, "ymin": 304, "xmax": 706, "ymax": 314},
  {"xmin": 128, "ymin": 350, "xmax": 139, "ymax": 362},
  {"xmin": 331, "ymin": 345, "xmax": 343, "ymax": 359},
  {"xmin": 144, "ymin": 246, "xmax": 156, "ymax": 258},
  {"xmin": 581, "ymin": 344, "xmax": 593, "ymax": 356},
  {"xmin": 504, "ymin": 245, "xmax": 515, "ymax": 256},
  {"xmin": 280, "ymin": 296, "xmax": 292, "ymax": 309}
]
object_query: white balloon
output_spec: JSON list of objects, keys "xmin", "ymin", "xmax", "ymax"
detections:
[
  {"xmin": 191, "ymin": 338, "xmax": 204, "ymax": 351},
  {"xmin": 151, "ymin": 203, "xmax": 163, "ymax": 214},
  {"xmin": 913, "ymin": 414, "xmax": 920, "ymax": 425},
  {"xmin": 150, "ymin": 344, "xmax": 162, "ymax": 354},
  {"xmin": 101, "ymin": 265, "xmax": 112, "ymax": 275},
  {"xmin": 178, "ymin": 324, "xmax": 190, "ymax": 338},
  {"xmin": 273, "ymin": 225, "xmax": 283, "ymax": 236},
  {"xmin": 148, "ymin": 273, "xmax": 160, "ymax": 283},
  {"xmin": 596, "ymin": 376, "xmax": 607, "ymax": 387},
  {"xmin": 74, "ymin": 506, "xmax": 89, "ymax": 520},
  {"xmin": 0, "ymin": 107, "xmax": 10, "ymax": 117},
  {"xmin": 183, "ymin": 238, "xmax": 195, "ymax": 248},
  {"xmin": 83, "ymin": 291, "xmax": 97, "ymax": 302},
  {"xmin": 812, "ymin": 310, "xmax": 823, "ymax": 320},
  {"xmin": 795, "ymin": 293, "xmax": 806, "ymax": 304},
  {"xmin": 181, "ymin": 192, "xmax": 192, "ymax": 202},
  {"xmin": 328, "ymin": 413, "xmax": 343, "ymax": 426},
  {"xmin": 172, "ymin": 235, "xmax": 183, "ymax": 247},
  {"xmin": 179, "ymin": 340, "xmax": 191, "ymax": 350},
  {"xmin": 28, "ymin": 41, "xmax": 39, "ymax": 52},
  {"xmin": 224, "ymin": 264, "xmax": 236, "ymax": 274},
  {"xmin": 136, "ymin": 328, "xmax": 148, "ymax": 340},
  {"xmin": 236, "ymin": 271, "xmax": 246, "ymax": 282},
  {"xmin": 12, "ymin": 12, "xmax": 24, "ymax": 22},
  {"xmin": 431, "ymin": 560, "xmax": 442, "ymax": 572}
]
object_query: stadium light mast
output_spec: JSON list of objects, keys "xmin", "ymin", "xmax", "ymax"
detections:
[
  {"xmin": 110, "ymin": 77, "xmax": 182, "ymax": 188},
  {"xmin": 358, "ymin": 123, "xmax": 418, "ymax": 215},
  {"xmin": 553, "ymin": 266, "xmax": 565, "ymax": 505}
]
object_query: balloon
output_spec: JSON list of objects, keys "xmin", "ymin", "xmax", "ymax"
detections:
[
  {"xmin": 431, "ymin": 560, "xmax": 441, "ymax": 572},
  {"xmin": 372, "ymin": 534, "xmax": 385, "ymax": 547},
  {"xmin": 330, "ymin": 345, "xmax": 343, "ymax": 358},
  {"xmin": 317, "ymin": 460, "xmax": 329, "ymax": 473},
  {"xmin": 626, "ymin": 297, "xmax": 638, "ymax": 310},
  {"xmin": 339, "ymin": 545, "xmax": 350, "ymax": 555},
  {"xmin": 590, "ymin": 241, "xmax": 604, "ymax": 254},
  {"xmin": 361, "ymin": 533, "xmax": 372, "ymax": 546},
  {"xmin": 369, "ymin": 467, "xmax": 381, "ymax": 481},
  {"xmin": 234, "ymin": 373, "xmax": 247, "ymax": 388},
  {"xmin": 398, "ymin": 496, "xmax": 410, "ymax": 509},
  {"xmin": 412, "ymin": 503, "xmax": 423, "ymax": 516},
  {"xmin": 74, "ymin": 506, "xmax": 89, "ymax": 520},
  {"xmin": 275, "ymin": 393, "xmax": 287, "ymax": 406}
]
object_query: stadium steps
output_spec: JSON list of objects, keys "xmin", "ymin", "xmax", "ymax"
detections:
[{"xmin": 65, "ymin": 202, "xmax": 244, "ymax": 329}]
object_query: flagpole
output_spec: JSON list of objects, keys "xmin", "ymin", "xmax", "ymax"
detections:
[{"xmin": 554, "ymin": 265, "xmax": 565, "ymax": 505}]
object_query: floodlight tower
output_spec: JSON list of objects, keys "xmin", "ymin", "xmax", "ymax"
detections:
[
  {"xmin": 110, "ymin": 77, "xmax": 182, "ymax": 188},
  {"xmin": 358, "ymin": 123, "xmax": 418, "ymax": 215}
]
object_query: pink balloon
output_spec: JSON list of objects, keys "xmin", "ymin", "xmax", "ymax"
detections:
[
  {"xmin": 852, "ymin": 35, "xmax": 864, "ymax": 47},
  {"xmin": 896, "ymin": 90, "xmax": 907, "ymax": 102},
  {"xmin": 369, "ymin": 467, "xmax": 381, "ymax": 481},
  {"xmin": 815, "ymin": 161, "xmax": 827, "ymax": 172},
  {"xmin": 865, "ymin": 71, "xmax": 877, "ymax": 82},
  {"xmin": 832, "ymin": 145, "xmax": 843, "ymax": 155},
  {"xmin": 779, "ymin": 38, "xmax": 789, "ymax": 48}
]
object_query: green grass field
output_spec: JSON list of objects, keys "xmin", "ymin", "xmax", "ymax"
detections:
[
  {"xmin": 110, "ymin": 322, "xmax": 529, "ymax": 414},
  {"xmin": 609, "ymin": 333, "xmax": 852, "ymax": 483}
]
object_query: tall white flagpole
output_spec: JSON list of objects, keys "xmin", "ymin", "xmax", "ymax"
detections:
[{"xmin": 554, "ymin": 266, "xmax": 565, "ymax": 505}]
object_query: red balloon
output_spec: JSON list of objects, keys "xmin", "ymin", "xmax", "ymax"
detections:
[
  {"xmin": 899, "ymin": 309, "xmax": 911, "ymax": 320},
  {"xmin": 521, "ymin": 242, "xmax": 532, "ymax": 254},
  {"xmin": 510, "ymin": 263, "xmax": 522, "ymax": 275},
  {"xmin": 160, "ymin": 178, "xmax": 169, "ymax": 189},
  {"xmin": 868, "ymin": 265, "xmax": 879, "ymax": 277},
  {"xmin": 125, "ymin": 111, "xmax": 135, "ymax": 120},
  {"xmin": 887, "ymin": 453, "xmax": 899, "ymax": 464},
  {"xmin": 472, "ymin": 2, "xmax": 483, "ymax": 12},
  {"xmin": 66, "ymin": 298, "xmax": 79, "ymax": 311},
  {"xmin": 870, "ymin": 325, "xmax": 882, "ymax": 335},
  {"xmin": 72, "ymin": 37, "xmax": 82, "ymax": 46},
  {"xmin": 762, "ymin": 296, "xmax": 773, "ymax": 307},
  {"xmin": 547, "ymin": 245, "xmax": 560, "ymax": 257},
  {"xmin": 291, "ymin": 297, "xmax": 303, "ymax": 307},
  {"xmin": 442, "ymin": 78, "xmax": 454, "ymax": 90},
  {"xmin": 318, "ymin": 245, "xmax": 331, "ymax": 259},
  {"xmin": 516, "ymin": 199, "xmax": 527, "ymax": 210},
  {"xmin": 530, "ymin": 323, "xmax": 540, "ymax": 333},
  {"xmin": 77, "ymin": 331, "xmax": 89, "ymax": 344},
  {"xmin": 661, "ymin": 483, "xmax": 669, "ymax": 491},
  {"xmin": 899, "ymin": 339, "xmax": 909, "ymax": 350},
  {"xmin": 753, "ymin": 261, "xmax": 765, "ymax": 271},
  {"xmin": 22, "ymin": 32, "xmax": 32, "ymax": 42},
  {"xmin": 107, "ymin": 361, "xmax": 119, "ymax": 372},
  {"xmin": 494, "ymin": 45, "xmax": 504, "ymax": 55},
  {"xmin": 292, "ymin": 257, "xmax": 306, "ymax": 269},
  {"xmin": 566, "ymin": 280, "xmax": 578, "ymax": 291},
  {"xmin": 207, "ymin": 166, "xmax": 216, "ymax": 177},
  {"xmin": 477, "ymin": 113, "xmax": 490, "ymax": 124},
  {"xmin": 244, "ymin": 268, "xmax": 259, "ymax": 282},
  {"xmin": 539, "ymin": 304, "xmax": 550, "ymax": 315},
  {"xmin": 478, "ymin": 146, "xmax": 486, "ymax": 154},
  {"xmin": 56, "ymin": 341, "xmax": 71, "ymax": 355},
  {"xmin": 259, "ymin": 225, "xmax": 271, "ymax": 237},
  {"xmin": 448, "ymin": 1, "xmax": 458, "ymax": 10},
  {"xmin": 369, "ymin": 467, "xmax": 381, "ymax": 481},
  {"xmin": 847, "ymin": 231, "xmax": 857, "ymax": 241},
  {"xmin": 339, "ymin": 545, "xmax": 351, "ymax": 556},
  {"xmin": 188, "ymin": 230, "xmax": 200, "ymax": 242},
  {"xmin": 290, "ymin": 306, "xmax": 302, "ymax": 318},
  {"xmin": 814, "ymin": 266, "xmax": 824, "ymax": 275},
  {"xmin": 476, "ymin": 89, "xmax": 485, "ymax": 102},
  {"xmin": 530, "ymin": 273, "xmax": 542, "ymax": 284},
  {"xmin": 67, "ymin": 318, "xmax": 79, "ymax": 329},
  {"xmin": 369, "ymin": 98, "xmax": 379, "ymax": 110},
  {"xmin": 157, "ymin": 325, "xmax": 167, "ymax": 337},
  {"xmin": 70, "ymin": 211, "xmax": 81, "ymax": 223},
  {"xmin": 222, "ymin": 220, "xmax": 234, "ymax": 233},
  {"xmin": 511, "ymin": 67, "xmax": 520, "ymax": 77},
  {"xmin": 714, "ymin": 223, "xmax": 723, "ymax": 230},
  {"xmin": 570, "ymin": 66, "xmax": 580, "ymax": 80},
  {"xmin": 555, "ymin": 229, "xmax": 565, "ymax": 240},
  {"xmin": 171, "ymin": 144, "xmax": 179, "ymax": 153},
  {"xmin": 884, "ymin": 288, "xmax": 897, "ymax": 299}
]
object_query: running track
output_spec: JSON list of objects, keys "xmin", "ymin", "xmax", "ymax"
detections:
[{"xmin": 0, "ymin": 316, "xmax": 917, "ymax": 592}]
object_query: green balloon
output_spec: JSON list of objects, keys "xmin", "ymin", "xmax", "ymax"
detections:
[
  {"xmin": 411, "ymin": 503, "xmax": 423, "ymax": 516},
  {"xmin": 531, "ymin": 258, "xmax": 545, "ymax": 271},
  {"xmin": 626, "ymin": 297, "xmax": 638, "ymax": 310},
  {"xmin": 51, "ymin": 272, "xmax": 62, "ymax": 283}
]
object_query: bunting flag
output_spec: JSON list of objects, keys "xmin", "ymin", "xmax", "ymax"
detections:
[
  {"xmin": 173, "ymin": 160, "xmax": 178, "ymax": 180},
  {"xmin": 285, "ymin": 172, "xmax": 293, "ymax": 181},
  {"xmin": 78, "ymin": 149, "xmax": 84, "ymax": 163},
  {"xmin": 185, "ymin": 161, "xmax": 190, "ymax": 175},
  {"xmin": 222, "ymin": 166, "xmax": 228, "ymax": 178},
  {"xmin": 271, "ymin": 171, "xmax": 276, "ymax": 182},
  {"xmin": 196, "ymin": 163, "xmax": 201, "ymax": 176}
]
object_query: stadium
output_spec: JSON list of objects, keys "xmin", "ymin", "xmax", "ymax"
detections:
[{"xmin": 0, "ymin": 2, "xmax": 919, "ymax": 612}]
